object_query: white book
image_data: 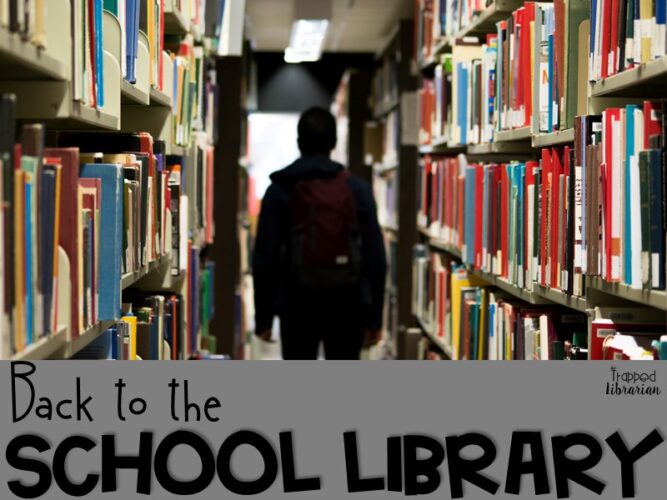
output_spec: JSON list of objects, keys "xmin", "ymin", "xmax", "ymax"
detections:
[
  {"xmin": 539, "ymin": 314, "xmax": 550, "ymax": 360},
  {"xmin": 629, "ymin": 154, "xmax": 643, "ymax": 289}
]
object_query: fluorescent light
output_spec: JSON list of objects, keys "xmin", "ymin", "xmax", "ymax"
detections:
[{"xmin": 284, "ymin": 19, "xmax": 329, "ymax": 63}]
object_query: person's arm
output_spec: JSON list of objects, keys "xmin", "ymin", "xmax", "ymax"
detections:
[
  {"xmin": 252, "ymin": 183, "xmax": 285, "ymax": 337},
  {"xmin": 356, "ymin": 180, "xmax": 387, "ymax": 331}
]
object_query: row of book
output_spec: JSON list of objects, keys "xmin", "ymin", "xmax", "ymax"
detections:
[
  {"xmin": 417, "ymin": 0, "xmax": 592, "ymax": 145},
  {"xmin": 589, "ymin": 0, "xmax": 667, "ymax": 81},
  {"xmin": 0, "ymin": 94, "xmax": 215, "ymax": 359},
  {"xmin": 417, "ymin": 101, "xmax": 666, "ymax": 295},
  {"xmin": 373, "ymin": 46, "xmax": 400, "ymax": 117},
  {"xmin": 0, "ymin": 1, "xmax": 47, "ymax": 46},
  {"xmin": 413, "ymin": 247, "xmax": 667, "ymax": 360},
  {"xmin": 73, "ymin": 262, "xmax": 216, "ymax": 361}
]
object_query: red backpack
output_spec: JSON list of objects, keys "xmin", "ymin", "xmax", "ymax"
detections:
[{"xmin": 287, "ymin": 170, "xmax": 362, "ymax": 292}]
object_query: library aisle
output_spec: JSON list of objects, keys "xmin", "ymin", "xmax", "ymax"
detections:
[{"xmin": 1, "ymin": 0, "xmax": 666, "ymax": 361}]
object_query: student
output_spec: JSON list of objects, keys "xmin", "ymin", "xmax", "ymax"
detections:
[{"xmin": 253, "ymin": 107, "xmax": 387, "ymax": 360}]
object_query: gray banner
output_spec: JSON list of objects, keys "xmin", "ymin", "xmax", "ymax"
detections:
[{"xmin": 0, "ymin": 361, "xmax": 665, "ymax": 499}]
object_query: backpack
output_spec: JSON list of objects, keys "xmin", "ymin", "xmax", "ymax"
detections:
[{"xmin": 287, "ymin": 169, "xmax": 362, "ymax": 293}]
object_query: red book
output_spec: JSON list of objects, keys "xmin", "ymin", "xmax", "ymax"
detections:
[
  {"xmin": 430, "ymin": 159, "xmax": 438, "ymax": 226},
  {"xmin": 550, "ymin": 148, "xmax": 563, "ymax": 287},
  {"xmin": 522, "ymin": 3, "xmax": 536, "ymax": 127},
  {"xmin": 600, "ymin": 0, "xmax": 612, "ymax": 78},
  {"xmin": 609, "ymin": 0, "xmax": 620, "ymax": 75},
  {"xmin": 602, "ymin": 109, "xmax": 618, "ymax": 280},
  {"xmin": 491, "ymin": 164, "xmax": 501, "ymax": 271},
  {"xmin": 88, "ymin": 0, "xmax": 97, "ymax": 108},
  {"xmin": 80, "ymin": 178, "xmax": 101, "ymax": 325},
  {"xmin": 500, "ymin": 164, "xmax": 510, "ymax": 278},
  {"xmin": 643, "ymin": 101, "xmax": 663, "ymax": 149},
  {"xmin": 44, "ymin": 148, "xmax": 81, "ymax": 338},
  {"xmin": 540, "ymin": 148, "xmax": 551, "ymax": 286},
  {"xmin": 474, "ymin": 163, "xmax": 485, "ymax": 268},
  {"xmin": 422, "ymin": 157, "xmax": 431, "ymax": 222}
]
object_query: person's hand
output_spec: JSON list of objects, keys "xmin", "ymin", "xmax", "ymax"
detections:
[
  {"xmin": 363, "ymin": 328, "xmax": 383, "ymax": 349},
  {"xmin": 256, "ymin": 329, "xmax": 276, "ymax": 343}
]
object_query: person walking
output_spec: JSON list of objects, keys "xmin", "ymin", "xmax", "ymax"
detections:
[{"xmin": 252, "ymin": 107, "xmax": 387, "ymax": 360}]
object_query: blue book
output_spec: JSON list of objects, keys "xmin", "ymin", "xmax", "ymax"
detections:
[
  {"xmin": 126, "ymin": 0, "xmax": 140, "ymax": 82},
  {"xmin": 25, "ymin": 180, "xmax": 34, "ymax": 345},
  {"xmin": 624, "ymin": 105, "xmax": 638, "ymax": 285},
  {"xmin": 79, "ymin": 164, "xmax": 124, "ymax": 320},
  {"xmin": 458, "ymin": 64, "xmax": 469, "ymax": 145},
  {"xmin": 95, "ymin": 0, "xmax": 105, "ymax": 107}
]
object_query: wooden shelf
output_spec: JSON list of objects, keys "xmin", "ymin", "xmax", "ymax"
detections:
[
  {"xmin": 150, "ymin": 87, "xmax": 172, "ymax": 107},
  {"xmin": 416, "ymin": 315, "xmax": 454, "ymax": 358},
  {"xmin": 0, "ymin": 28, "xmax": 68, "ymax": 81},
  {"xmin": 11, "ymin": 326, "xmax": 68, "ymax": 361},
  {"xmin": 531, "ymin": 128, "xmax": 575, "ymax": 147},
  {"xmin": 533, "ymin": 284, "xmax": 589, "ymax": 312},
  {"xmin": 494, "ymin": 126, "xmax": 531, "ymax": 142},
  {"xmin": 588, "ymin": 277, "xmax": 667, "ymax": 311},
  {"xmin": 121, "ymin": 254, "xmax": 172, "ymax": 290},
  {"xmin": 591, "ymin": 57, "xmax": 667, "ymax": 97},
  {"xmin": 121, "ymin": 79, "xmax": 150, "ymax": 105}
]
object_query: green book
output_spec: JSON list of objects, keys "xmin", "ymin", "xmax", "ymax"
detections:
[{"xmin": 103, "ymin": 0, "xmax": 119, "ymax": 15}]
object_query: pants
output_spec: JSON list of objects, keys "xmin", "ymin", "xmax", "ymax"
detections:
[{"xmin": 279, "ymin": 300, "xmax": 365, "ymax": 360}]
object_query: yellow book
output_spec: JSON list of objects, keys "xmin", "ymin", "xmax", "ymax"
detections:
[
  {"xmin": 450, "ymin": 270, "xmax": 485, "ymax": 360},
  {"xmin": 640, "ymin": 0, "xmax": 652, "ymax": 63},
  {"xmin": 14, "ymin": 170, "xmax": 25, "ymax": 353},
  {"xmin": 121, "ymin": 314, "xmax": 138, "ymax": 360}
]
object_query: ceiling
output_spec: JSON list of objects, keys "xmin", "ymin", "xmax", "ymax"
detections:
[{"xmin": 245, "ymin": 0, "xmax": 414, "ymax": 53}]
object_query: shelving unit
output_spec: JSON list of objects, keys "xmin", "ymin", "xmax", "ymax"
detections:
[
  {"xmin": 11, "ymin": 326, "xmax": 68, "ymax": 361},
  {"xmin": 591, "ymin": 56, "xmax": 667, "ymax": 97},
  {"xmin": 1, "ymin": 1, "xmax": 231, "ymax": 361},
  {"xmin": 416, "ymin": 316, "xmax": 454, "ymax": 358},
  {"xmin": 494, "ymin": 126, "xmax": 532, "ymax": 142},
  {"xmin": 531, "ymin": 128, "xmax": 575, "ymax": 147},
  {"xmin": 0, "ymin": 28, "xmax": 68, "ymax": 81},
  {"xmin": 588, "ymin": 278, "xmax": 667, "ymax": 311}
]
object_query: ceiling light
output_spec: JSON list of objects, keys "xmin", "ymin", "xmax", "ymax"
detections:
[{"xmin": 284, "ymin": 19, "xmax": 329, "ymax": 64}]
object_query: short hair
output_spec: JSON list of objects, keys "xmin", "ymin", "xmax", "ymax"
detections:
[{"xmin": 297, "ymin": 107, "xmax": 337, "ymax": 155}]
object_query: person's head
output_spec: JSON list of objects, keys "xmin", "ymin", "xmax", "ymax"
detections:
[{"xmin": 297, "ymin": 107, "xmax": 337, "ymax": 157}]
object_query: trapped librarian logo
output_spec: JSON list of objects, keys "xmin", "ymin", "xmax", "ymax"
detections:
[
  {"xmin": 606, "ymin": 367, "xmax": 662, "ymax": 396},
  {"xmin": 1, "ymin": 362, "xmax": 666, "ymax": 500}
]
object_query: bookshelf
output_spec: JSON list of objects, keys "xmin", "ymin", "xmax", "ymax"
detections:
[
  {"xmin": 369, "ymin": 20, "xmax": 419, "ymax": 359},
  {"xmin": 412, "ymin": 1, "xmax": 667, "ymax": 360},
  {"xmin": 416, "ymin": 315, "xmax": 453, "ymax": 359},
  {"xmin": 1, "ymin": 1, "xmax": 232, "ymax": 361}
]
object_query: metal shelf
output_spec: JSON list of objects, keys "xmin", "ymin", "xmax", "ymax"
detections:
[
  {"xmin": 164, "ymin": 2, "xmax": 190, "ymax": 35},
  {"xmin": 374, "ymin": 98, "xmax": 400, "ymax": 119},
  {"xmin": 533, "ymin": 284, "xmax": 589, "ymax": 312},
  {"xmin": 70, "ymin": 321, "xmax": 116, "ymax": 358},
  {"xmin": 121, "ymin": 79, "xmax": 150, "ymax": 105},
  {"xmin": 494, "ymin": 126, "xmax": 532, "ymax": 142},
  {"xmin": 11, "ymin": 326, "xmax": 68, "ymax": 361},
  {"xmin": 588, "ymin": 277, "xmax": 667, "ymax": 311},
  {"xmin": 0, "ymin": 28, "xmax": 68, "ymax": 81},
  {"xmin": 467, "ymin": 141, "xmax": 534, "ymax": 155},
  {"xmin": 150, "ymin": 87, "xmax": 172, "ymax": 107},
  {"xmin": 453, "ymin": 0, "xmax": 525, "ymax": 38},
  {"xmin": 531, "ymin": 128, "xmax": 575, "ymax": 147},
  {"xmin": 121, "ymin": 254, "xmax": 172, "ymax": 290},
  {"xmin": 416, "ymin": 315, "xmax": 454, "ymax": 358},
  {"xmin": 591, "ymin": 57, "xmax": 667, "ymax": 97}
]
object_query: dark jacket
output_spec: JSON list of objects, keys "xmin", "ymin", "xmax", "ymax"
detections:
[{"xmin": 252, "ymin": 155, "xmax": 387, "ymax": 333}]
